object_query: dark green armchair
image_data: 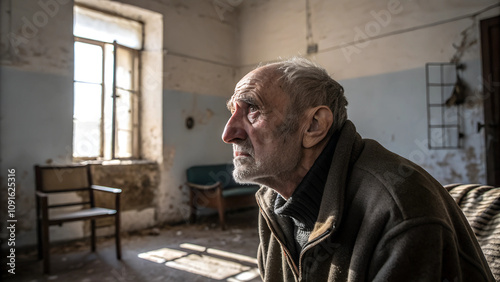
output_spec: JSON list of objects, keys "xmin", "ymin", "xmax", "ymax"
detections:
[{"xmin": 186, "ymin": 164, "xmax": 259, "ymax": 229}]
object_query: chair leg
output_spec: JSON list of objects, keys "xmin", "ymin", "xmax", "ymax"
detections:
[
  {"xmin": 91, "ymin": 219, "xmax": 96, "ymax": 252},
  {"xmin": 115, "ymin": 215, "xmax": 121, "ymax": 260},
  {"xmin": 217, "ymin": 196, "xmax": 226, "ymax": 230},
  {"xmin": 189, "ymin": 190, "xmax": 197, "ymax": 223},
  {"xmin": 36, "ymin": 219, "xmax": 43, "ymax": 260},
  {"xmin": 41, "ymin": 223, "xmax": 50, "ymax": 274}
]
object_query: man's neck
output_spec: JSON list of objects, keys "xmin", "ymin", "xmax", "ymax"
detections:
[{"xmin": 270, "ymin": 135, "xmax": 332, "ymax": 199}]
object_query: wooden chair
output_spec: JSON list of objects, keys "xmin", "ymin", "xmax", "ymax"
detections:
[
  {"xmin": 186, "ymin": 164, "xmax": 259, "ymax": 229},
  {"xmin": 34, "ymin": 164, "xmax": 122, "ymax": 274}
]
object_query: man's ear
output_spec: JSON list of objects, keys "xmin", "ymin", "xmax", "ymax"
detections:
[{"xmin": 302, "ymin": 106, "xmax": 333, "ymax": 149}]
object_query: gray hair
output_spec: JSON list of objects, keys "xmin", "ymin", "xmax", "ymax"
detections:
[{"xmin": 270, "ymin": 57, "xmax": 348, "ymax": 135}]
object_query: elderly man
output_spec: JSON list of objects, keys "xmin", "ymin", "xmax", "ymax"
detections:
[{"xmin": 221, "ymin": 57, "xmax": 494, "ymax": 281}]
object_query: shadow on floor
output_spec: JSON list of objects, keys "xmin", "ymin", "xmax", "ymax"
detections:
[{"xmin": 2, "ymin": 208, "xmax": 262, "ymax": 282}]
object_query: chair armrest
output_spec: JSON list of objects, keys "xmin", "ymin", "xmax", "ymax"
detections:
[
  {"xmin": 91, "ymin": 185, "xmax": 122, "ymax": 194},
  {"xmin": 186, "ymin": 181, "xmax": 222, "ymax": 190},
  {"xmin": 91, "ymin": 185, "xmax": 121, "ymax": 212},
  {"xmin": 36, "ymin": 191, "xmax": 49, "ymax": 198}
]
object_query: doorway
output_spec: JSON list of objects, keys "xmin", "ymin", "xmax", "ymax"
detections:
[{"xmin": 480, "ymin": 15, "xmax": 500, "ymax": 186}]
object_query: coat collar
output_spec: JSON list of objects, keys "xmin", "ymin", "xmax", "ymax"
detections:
[
  {"xmin": 309, "ymin": 120, "xmax": 364, "ymax": 240},
  {"xmin": 256, "ymin": 120, "xmax": 365, "ymax": 242}
]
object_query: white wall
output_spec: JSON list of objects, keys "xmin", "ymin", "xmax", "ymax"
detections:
[
  {"xmin": 161, "ymin": 90, "xmax": 232, "ymax": 222},
  {"xmin": 0, "ymin": 0, "xmax": 75, "ymax": 247},
  {"xmin": 236, "ymin": 0, "xmax": 500, "ymax": 185},
  {"xmin": 0, "ymin": 0, "xmax": 237, "ymax": 247}
]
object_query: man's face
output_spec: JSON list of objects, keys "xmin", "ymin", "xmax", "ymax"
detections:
[{"xmin": 222, "ymin": 67, "xmax": 302, "ymax": 185}]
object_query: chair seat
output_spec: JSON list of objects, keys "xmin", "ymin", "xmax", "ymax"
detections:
[{"xmin": 49, "ymin": 207, "xmax": 117, "ymax": 224}]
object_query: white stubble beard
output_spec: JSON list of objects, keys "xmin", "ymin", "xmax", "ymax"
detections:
[{"xmin": 232, "ymin": 135, "xmax": 301, "ymax": 186}]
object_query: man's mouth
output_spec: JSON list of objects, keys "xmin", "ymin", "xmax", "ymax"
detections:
[
  {"xmin": 233, "ymin": 143, "xmax": 253, "ymax": 159},
  {"xmin": 234, "ymin": 151, "xmax": 251, "ymax": 158}
]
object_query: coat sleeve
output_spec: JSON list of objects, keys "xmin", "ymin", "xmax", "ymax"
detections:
[{"xmin": 368, "ymin": 220, "xmax": 494, "ymax": 282}]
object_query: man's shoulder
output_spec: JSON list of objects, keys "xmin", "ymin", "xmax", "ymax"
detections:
[
  {"xmin": 352, "ymin": 139, "xmax": 436, "ymax": 183},
  {"xmin": 348, "ymin": 139, "xmax": 454, "ymax": 221}
]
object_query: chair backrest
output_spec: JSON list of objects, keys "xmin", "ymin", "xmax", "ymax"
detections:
[
  {"xmin": 186, "ymin": 164, "xmax": 238, "ymax": 188},
  {"xmin": 35, "ymin": 165, "xmax": 92, "ymax": 193}
]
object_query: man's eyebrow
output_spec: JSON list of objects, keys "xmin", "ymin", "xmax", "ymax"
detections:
[
  {"xmin": 238, "ymin": 95, "xmax": 258, "ymax": 105},
  {"xmin": 226, "ymin": 99, "xmax": 234, "ymax": 111},
  {"xmin": 226, "ymin": 95, "xmax": 260, "ymax": 111}
]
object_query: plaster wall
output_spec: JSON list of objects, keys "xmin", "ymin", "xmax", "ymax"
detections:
[
  {"xmin": 161, "ymin": 90, "xmax": 232, "ymax": 223},
  {"xmin": 0, "ymin": 0, "xmax": 237, "ymax": 247},
  {"xmin": 238, "ymin": 0, "xmax": 499, "ymax": 77},
  {"xmin": 342, "ymin": 60, "xmax": 487, "ymax": 184},
  {"xmin": 236, "ymin": 0, "xmax": 499, "ymax": 185},
  {"xmin": 0, "ymin": 0, "xmax": 75, "ymax": 246}
]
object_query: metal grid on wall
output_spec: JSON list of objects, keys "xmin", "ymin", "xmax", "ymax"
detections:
[{"xmin": 425, "ymin": 63, "xmax": 463, "ymax": 149}]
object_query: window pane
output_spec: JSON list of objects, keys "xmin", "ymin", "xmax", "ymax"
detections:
[
  {"xmin": 74, "ymin": 6, "xmax": 143, "ymax": 49},
  {"xmin": 73, "ymin": 82, "xmax": 102, "ymax": 158},
  {"xmin": 116, "ymin": 89, "xmax": 132, "ymax": 131},
  {"xmin": 73, "ymin": 120, "xmax": 101, "ymax": 158},
  {"xmin": 115, "ymin": 89, "xmax": 132, "ymax": 158},
  {"xmin": 74, "ymin": 41, "xmax": 103, "ymax": 83},
  {"xmin": 116, "ymin": 130, "xmax": 132, "ymax": 158},
  {"xmin": 74, "ymin": 82, "xmax": 102, "ymax": 121},
  {"xmin": 116, "ymin": 47, "xmax": 134, "ymax": 90}
]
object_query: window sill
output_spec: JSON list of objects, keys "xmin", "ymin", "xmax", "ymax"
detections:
[{"xmin": 79, "ymin": 159, "xmax": 157, "ymax": 166}]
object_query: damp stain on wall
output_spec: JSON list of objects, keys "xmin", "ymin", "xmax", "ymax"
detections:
[{"xmin": 90, "ymin": 162, "xmax": 160, "ymax": 212}]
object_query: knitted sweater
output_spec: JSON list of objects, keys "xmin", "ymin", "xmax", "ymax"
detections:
[{"xmin": 255, "ymin": 120, "xmax": 494, "ymax": 281}]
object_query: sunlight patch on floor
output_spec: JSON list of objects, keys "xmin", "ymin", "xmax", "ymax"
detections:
[
  {"xmin": 138, "ymin": 248, "xmax": 188, "ymax": 263},
  {"xmin": 166, "ymin": 254, "xmax": 250, "ymax": 279},
  {"xmin": 138, "ymin": 243, "xmax": 260, "ymax": 281}
]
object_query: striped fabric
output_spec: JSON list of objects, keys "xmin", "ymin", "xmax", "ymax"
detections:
[{"xmin": 444, "ymin": 183, "xmax": 500, "ymax": 281}]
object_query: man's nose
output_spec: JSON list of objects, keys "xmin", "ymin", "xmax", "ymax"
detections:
[{"xmin": 222, "ymin": 110, "xmax": 247, "ymax": 144}]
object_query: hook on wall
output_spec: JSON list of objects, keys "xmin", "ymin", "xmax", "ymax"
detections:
[{"xmin": 186, "ymin": 116, "xmax": 194, "ymax": 129}]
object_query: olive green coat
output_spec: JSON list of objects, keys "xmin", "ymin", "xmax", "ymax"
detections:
[{"xmin": 256, "ymin": 121, "xmax": 494, "ymax": 282}]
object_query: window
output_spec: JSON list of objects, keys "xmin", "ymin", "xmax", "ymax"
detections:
[{"xmin": 73, "ymin": 6, "xmax": 143, "ymax": 159}]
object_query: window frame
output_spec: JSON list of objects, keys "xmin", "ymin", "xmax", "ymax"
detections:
[
  {"xmin": 73, "ymin": 37, "xmax": 106, "ymax": 160},
  {"xmin": 111, "ymin": 41, "xmax": 141, "ymax": 160},
  {"xmin": 73, "ymin": 35, "xmax": 142, "ymax": 161}
]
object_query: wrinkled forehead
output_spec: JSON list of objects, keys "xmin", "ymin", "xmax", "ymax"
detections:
[{"xmin": 227, "ymin": 66, "xmax": 285, "ymax": 110}]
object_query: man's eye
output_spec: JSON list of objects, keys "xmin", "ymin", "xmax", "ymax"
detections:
[{"xmin": 248, "ymin": 105, "xmax": 258, "ymax": 112}]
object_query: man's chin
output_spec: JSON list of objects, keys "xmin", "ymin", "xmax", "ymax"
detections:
[{"xmin": 232, "ymin": 166, "xmax": 255, "ymax": 184}]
